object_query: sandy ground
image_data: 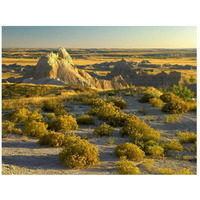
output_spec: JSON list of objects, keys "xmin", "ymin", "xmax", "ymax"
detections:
[{"xmin": 2, "ymin": 95, "xmax": 197, "ymax": 175}]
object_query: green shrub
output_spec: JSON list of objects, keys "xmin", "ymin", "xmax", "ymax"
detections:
[
  {"xmin": 49, "ymin": 115, "xmax": 78, "ymax": 132},
  {"xmin": 160, "ymin": 92, "xmax": 177, "ymax": 103},
  {"xmin": 163, "ymin": 139, "xmax": 183, "ymax": 152},
  {"xmin": 177, "ymin": 132, "xmax": 196, "ymax": 143},
  {"xmin": 171, "ymin": 85, "xmax": 195, "ymax": 102},
  {"xmin": 38, "ymin": 131, "xmax": 65, "ymax": 147},
  {"xmin": 24, "ymin": 120, "xmax": 48, "ymax": 137},
  {"xmin": 77, "ymin": 115, "xmax": 95, "ymax": 125},
  {"xmin": 109, "ymin": 97, "xmax": 127, "ymax": 109},
  {"xmin": 139, "ymin": 93, "xmax": 156, "ymax": 103},
  {"xmin": 116, "ymin": 157, "xmax": 140, "ymax": 175},
  {"xmin": 42, "ymin": 99, "xmax": 66, "ymax": 114},
  {"xmin": 114, "ymin": 143, "xmax": 145, "ymax": 161},
  {"xmin": 88, "ymin": 101, "xmax": 127, "ymax": 127},
  {"xmin": 162, "ymin": 100, "xmax": 189, "ymax": 114},
  {"xmin": 93, "ymin": 123, "xmax": 115, "ymax": 136},
  {"xmin": 149, "ymin": 98, "xmax": 163, "ymax": 107},
  {"xmin": 146, "ymin": 146, "xmax": 164, "ymax": 158},
  {"xmin": 159, "ymin": 168, "xmax": 176, "ymax": 175},
  {"xmin": 2, "ymin": 120, "xmax": 15, "ymax": 133},
  {"xmin": 59, "ymin": 136, "xmax": 99, "ymax": 169},
  {"xmin": 10, "ymin": 107, "xmax": 32, "ymax": 123},
  {"xmin": 120, "ymin": 118, "xmax": 160, "ymax": 143},
  {"xmin": 46, "ymin": 113, "xmax": 56, "ymax": 120}
]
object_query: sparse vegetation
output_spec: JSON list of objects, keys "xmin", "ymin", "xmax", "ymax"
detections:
[
  {"xmin": 164, "ymin": 114, "xmax": 182, "ymax": 123},
  {"xmin": 93, "ymin": 123, "xmax": 115, "ymax": 136},
  {"xmin": 159, "ymin": 168, "xmax": 176, "ymax": 175},
  {"xmin": 114, "ymin": 143, "xmax": 145, "ymax": 161},
  {"xmin": 116, "ymin": 157, "xmax": 140, "ymax": 175},
  {"xmin": 138, "ymin": 108, "xmax": 148, "ymax": 115},
  {"xmin": 108, "ymin": 137, "xmax": 116, "ymax": 145},
  {"xmin": 77, "ymin": 115, "xmax": 95, "ymax": 125},
  {"xmin": 177, "ymin": 168, "xmax": 193, "ymax": 175},
  {"xmin": 144, "ymin": 159, "xmax": 154, "ymax": 171}
]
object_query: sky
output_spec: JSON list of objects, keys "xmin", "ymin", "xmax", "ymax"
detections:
[{"xmin": 2, "ymin": 26, "xmax": 196, "ymax": 48}]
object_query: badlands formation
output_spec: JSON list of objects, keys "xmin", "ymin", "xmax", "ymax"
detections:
[
  {"xmin": 22, "ymin": 47, "xmax": 128, "ymax": 90},
  {"xmin": 4, "ymin": 47, "xmax": 182, "ymax": 90}
]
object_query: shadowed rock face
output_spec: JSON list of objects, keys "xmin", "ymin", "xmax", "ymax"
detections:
[
  {"xmin": 23, "ymin": 48, "xmax": 128, "ymax": 90},
  {"xmin": 106, "ymin": 58, "xmax": 182, "ymax": 88}
]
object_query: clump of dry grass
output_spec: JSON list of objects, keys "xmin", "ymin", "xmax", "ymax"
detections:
[{"xmin": 164, "ymin": 114, "xmax": 182, "ymax": 124}]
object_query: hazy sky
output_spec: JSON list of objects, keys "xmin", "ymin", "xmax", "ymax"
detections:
[{"xmin": 2, "ymin": 26, "xmax": 196, "ymax": 48}]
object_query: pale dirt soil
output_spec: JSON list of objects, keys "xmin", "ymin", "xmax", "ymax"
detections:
[{"xmin": 2, "ymin": 95, "xmax": 197, "ymax": 175}]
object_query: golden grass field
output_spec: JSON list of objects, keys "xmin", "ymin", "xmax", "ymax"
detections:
[{"xmin": 2, "ymin": 56, "xmax": 197, "ymax": 66}]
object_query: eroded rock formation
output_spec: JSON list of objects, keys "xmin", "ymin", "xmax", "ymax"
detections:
[
  {"xmin": 106, "ymin": 58, "xmax": 182, "ymax": 88},
  {"xmin": 22, "ymin": 48, "xmax": 128, "ymax": 90}
]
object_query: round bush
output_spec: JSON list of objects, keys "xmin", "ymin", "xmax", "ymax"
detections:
[
  {"xmin": 160, "ymin": 92, "xmax": 177, "ymax": 103},
  {"xmin": 38, "ymin": 131, "xmax": 65, "ymax": 147},
  {"xmin": 93, "ymin": 123, "xmax": 115, "ymax": 136},
  {"xmin": 149, "ymin": 98, "xmax": 163, "ymax": 107},
  {"xmin": 24, "ymin": 120, "xmax": 48, "ymax": 137},
  {"xmin": 42, "ymin": 99, "xmax": 66, "ymax": 114},
  {"xmin": 139, "ymin": 93, "xmax": 156, "ymax": 103},
  {"xmin": 161, "ymin": 100, "xmax": 189, "ymax": 114},
  {"xmin": 116, "ymin": 157, "xmax": 140, "ymax": 175},
  {"xmin": 49, "ymin": 115, "xmax": 78, "ymax": 132},
  {"xmin": 114, "ymin": 143, "xmax": 145, "ymax": 161},
  {"xmin": 146, "ymin": 146, "xmax": 164, "ymax": 158},
  {"xmin": 77, "ymin": 115, "xmax": 95, "ymax": 125},
  {"xmin": 59, "ymin": 137, "xmax": 99, "ymax": 169}
]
